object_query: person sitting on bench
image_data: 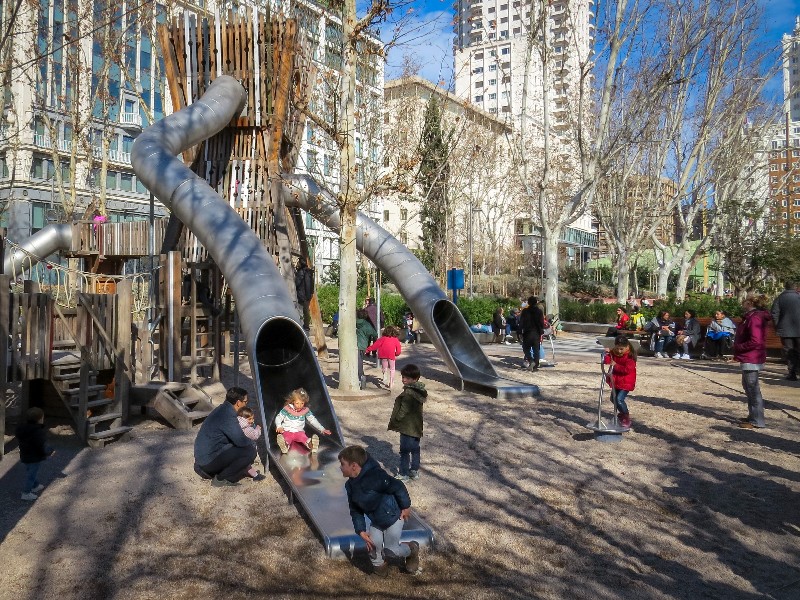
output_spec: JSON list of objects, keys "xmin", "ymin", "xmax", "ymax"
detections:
[{"xmin": 606, "ymin": 306, "xmax": 631, "ymax": 337}]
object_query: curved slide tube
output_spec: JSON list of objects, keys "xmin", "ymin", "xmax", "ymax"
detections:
[
  {"xmin": 283, "ymin": 175, "xmax": 539, "ymax": 399},
  {"xmin": 131, "ymin": 75, "xmax": 431, "ymax": 557},
  {"xmin": 2, "ymin": 224, "xmax": 73, "ymax": 276}
]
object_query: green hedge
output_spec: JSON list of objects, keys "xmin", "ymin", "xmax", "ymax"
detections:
[
  {"xmin": 645, "ymin": 295, "xmax": 744, "ymax": 320},
  {"xmin": 558, "ymin": 298, "xmax": 620, "ymax": 324}
]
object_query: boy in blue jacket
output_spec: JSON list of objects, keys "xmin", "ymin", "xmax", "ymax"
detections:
[{"xmin": 338, "ymin": 445, "xmax": 420, "ymax": 576}]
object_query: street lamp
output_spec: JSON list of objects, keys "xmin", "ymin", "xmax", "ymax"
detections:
[{"xmin": 468, "ymin": 145, "xmax": 480, "ymax": 298}]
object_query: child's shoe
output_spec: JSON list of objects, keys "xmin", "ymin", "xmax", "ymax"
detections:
[
  {"xmin": 395, "ymin": 473, "xmax": 410, "ymax": 482},
  {"xmin": 276, "ymin": 435, "xmax": 289, "ymax": 454},
  {"xmin": 309, "ymin": 434, "xmax": 319, "ymax": 453},
  {"xmin": 619, "ymin": 413, "xmax": 631, "ymax": 428},
  {"xmin": 31, "ymin": 484, "xmax": 45, "ymax": 493},
  {"xmin": 409, "ymin": 469, "xmax": 420, "ymax": 481},
  {"xmin": 405, "ymin": 541, "xmax": 420, "ymax": 573},
  {"xmin": 252, "ymin": 472, "xmax": 267, "ymax": 482},
  {"xmin": 371, "ymin": 562, "xmax": 390, "ymax": 577},
  {"xmin": 21, "ymin": 492, "xmax": 38, "ymax": 501}
]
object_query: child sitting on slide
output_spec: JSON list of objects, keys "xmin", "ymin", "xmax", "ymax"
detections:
[{"xmin": 274, "ymin": 387, "xmax": 331, "ymax": 454}]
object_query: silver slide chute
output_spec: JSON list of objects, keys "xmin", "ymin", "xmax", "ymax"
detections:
[
  {"xmin": 131, "ymin": 75, "xmax": 432, "ymax": 557},
  {"xmin": 283, "ymin": 175, "xmax": 539, "ymax": 399}
]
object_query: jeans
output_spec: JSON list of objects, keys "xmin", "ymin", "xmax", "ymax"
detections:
[
  {"xmin": 781, "ymin": 337, "xmax": 800, "ymax": 377},
  {"xmin": 741, "ymin": 369, "xmax": 765, "ymax": 427},
  {"xmin": 654, "ymin": 335, "xmax": 675, "ymax": 354},
  {"xmin": 368, "ymin": 518, "xmax": 411, "ymax": 567},
  {"xmin": 197, "ymin": 444, "xmax": 257, "ymax": 482},
  {"xmin": 612, "ymin": 390, "xmax": 629, "ymax": 415},
  {"xmin": 522, "ymin": 334, "xmax": 541, "ymax": 366},
  {"xmin": 24, "ymin": 462, "xmax": 41, "ymax": 494},
  {"xmin": 399, "ymin": 434, "xmax": 420, "ymax": 476}
]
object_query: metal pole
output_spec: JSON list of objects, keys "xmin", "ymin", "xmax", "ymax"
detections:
[{"xmin": 468, "ymin": 203, "xmax": 473, "ymax": 298}]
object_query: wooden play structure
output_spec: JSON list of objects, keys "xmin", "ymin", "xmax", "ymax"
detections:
[{"xmin": 0, "ymin": 7, "xmax": 326, "ymax": 458}]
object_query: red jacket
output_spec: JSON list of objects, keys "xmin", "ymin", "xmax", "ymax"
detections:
[
  {"xmin": 365, "ymin": 336, "xmax": 402, "ymax": 360},
  {"xmin": 604, "ymin": 349, "xmax": 637, "ymax": 391},
  {"xmin": 615, "ymin": 313, "xmax": 631, "ymax": 330},
  {"xmin": 733, "ymin": 309, "xmax": 771, "ymax": 365}
]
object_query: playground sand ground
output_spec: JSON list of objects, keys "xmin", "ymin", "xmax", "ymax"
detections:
[{"xmin": 1, "ymin": 332, "xmax": 799, "ymax": 600}]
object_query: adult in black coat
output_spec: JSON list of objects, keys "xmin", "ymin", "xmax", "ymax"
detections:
[
  {"xmin": 771, "ymin": 280, "xmax": 800, "ymax": 381},
  {"xmin": 519, "ymin": 296, "xmax": 545, "ymax": 369},
  {"xmin": 295, "ymin": 258, "xmax": 315, "ymax": 329}
]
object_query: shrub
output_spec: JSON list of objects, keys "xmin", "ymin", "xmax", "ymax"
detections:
[
  {"xmin": 646, "ymin": 294, "xmax": 744, "ymax": 321},
  {"xmin": 455, "ymin": 296, "xmax": 517, "ymax": 325},
  {"xmin": 314, "ymin": 286, "xmax": 408, "ymax": 326},
  {"xmin": 558, "ymin": 297, "xmax": 619, "ymax": 323}
]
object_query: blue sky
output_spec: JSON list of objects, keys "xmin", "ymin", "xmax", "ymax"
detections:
[{"xmin": 381, "ymin": 0, "xmax": 800, "ymax": 98}]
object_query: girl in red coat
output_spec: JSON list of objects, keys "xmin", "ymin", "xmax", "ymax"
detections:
[
  {"xmin": 365, "ymin": 325, "xmax": 403, "ymax": 389},
  {"xmin": 604, "ymin": 335, "xmax": 637, "ymax": 428}
]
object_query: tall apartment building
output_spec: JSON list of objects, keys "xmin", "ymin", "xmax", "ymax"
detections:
[
  {"xmin": 293, "ymin": 1, "xmax": 384, "ymax": 279},
  {"xmin": 0, "ymin": 0, "xmax": 385, "ymax": 279},
  {"xmin": 452, "ymin": 0, "xmax": 596, "ymax": 245},
  {"xmin": 769, "ymin": 16, "xmax": 800, "ymax": 237}
]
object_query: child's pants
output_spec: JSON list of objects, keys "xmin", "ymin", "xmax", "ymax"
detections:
[
  {"xmin": 380, "ymin": 358, "xmax": 396, "ymax": 385},
  {"xmin": 368, "ymin": 518, "xmax": 411, "ymax": 567},
  {"xmin": 399, "ymin": 434, "xmax": 420, "ymax": 476},
  {"xmin": 23, "ymin": 462, "xmax": 41, "ymax": 494},
  {"xmin": 742, "ymin": 369, "xmax": 765, "ymax": 427},
  {"xmin": 612, "ymin": 390, "xmax": 630, "ymax": 415},
  {"xmin": 281, "ymin": 431, "xmax": 310, "ymax": 448}
]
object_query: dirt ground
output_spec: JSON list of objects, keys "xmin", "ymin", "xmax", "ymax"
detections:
[{"xmin": 1, "ymin": 332, "xmax": 799, "ymax": 600}]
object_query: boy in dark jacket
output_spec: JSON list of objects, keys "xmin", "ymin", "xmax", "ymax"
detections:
[
  {"xmin": 388, "ymin": 363, "xmax": 427, "ymax": 482},
  {"xmin": 16, "ymin": 407, "xmax": 54, "ymax": 501},
  {"xmin": 339, "ymin": 445, "xmax": 420, "ymax": 576}
]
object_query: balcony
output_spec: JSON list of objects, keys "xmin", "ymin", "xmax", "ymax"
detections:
[
  {"xmin": 93, "ymin": 147, "xmax": 132, "ymax": 164},
  {"xmin": 120, "ymin": 111, "xmax": 142, "ymax": 130},
  {"xmin": 33, "ymin": 134, "xmax": 72, "ymax": 152}
]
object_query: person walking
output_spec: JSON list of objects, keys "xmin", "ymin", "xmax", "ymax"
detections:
[
  {"xmin": 356, "ymin": 309, "xmax": 378, "ymax": 389},
  {"xmin": 519, "ymin": 296, "xmax": 545, "ymax": 370},
  {"xmin": 770, "ymin": 281, "xmax": 800, "ymax": 381},
  {"xmin": 734, "ymin": 295, "xmax": 772, "ymax": 429},
  {"xmin": 294, "ymin": 258, "xmax": 315, "ymax": 330}
]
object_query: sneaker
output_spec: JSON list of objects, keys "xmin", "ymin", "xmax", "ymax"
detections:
[
  {"xmin": 395, "ymin": 473, "xmax": 410, "ymax": 482},
  {"xmin": 359, "ymin": 375, "xmax": 366, "ymax": 390},
  {"xmin": 522, "ymin": 360, "xmax": 531, "ymax": 369},
  {"xmin": 738, "ymin": 421, "xmax": 756, "ymax": 429},
  {"xmin": 276, "ymin": 435, "xmax": 289, "ymax": 454},
  {"xmin": 681, "ymin": 354, "xmax": 691, "ymax": 360},
  {"xmin": 371, "ymin": 562, "xmax": 390, "ymax": 577},
  {"xmin": 619, "ymin": 414, "xmax": 631, "ymax": 428},
  {"xmin": 309, "ymin": 434, "xmax": 320, "ymax": 453},
  {"xmin": 671, "ymin": 353, "xmax": 681, "ymax": 359},
  {"xmin": 31, "ymin": 484, "xmax": 45, "ymax": 494},
  {"xmin": 409, "ymin": 470, "xmax": 420, "ymax": 481},
  {"xmin": 252, "ymin": 472, "xmax": 267, "ymax": 482},
  {"xmin": 21, "ymin": 492, "xmax": 38, "ymax": 501},
  {"xmin": 405, "ymin": 541, "xmax": 420, "ymax": 573},
  {"xmin": 653, "ymin": 352, "xmax": 662, "ymax": 358},
  {"xmin": 211, "ymin": 476, "xmax": 240, "ymax": 487}
]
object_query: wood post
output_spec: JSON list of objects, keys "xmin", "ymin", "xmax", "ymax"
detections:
[
  {"xmin": 115, "ymin": 279, "xmax": 132, "ymax": 421},
  {"xmin": 162, "ymin": 251, "xmax": 183, "ymax": 382},
  {"xmin": 0, "ymin": 274, "xmax": 8, "ymax": 460}
]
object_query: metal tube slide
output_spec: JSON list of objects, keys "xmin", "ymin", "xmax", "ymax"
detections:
[
  {"xmin": 283, "ymin": 175, "xmax": 538, "ymax": 399},
  {"xmin": 3, "ymin": 223, "xmax": 72, "ymax": 276},
  {"xmin": 131, "ymin": 75, "xmax": 431, "ymax": 557}
]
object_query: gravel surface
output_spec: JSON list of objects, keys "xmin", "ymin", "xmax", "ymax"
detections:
[{"xmin": 1, "ymin": 332, "xmax": 798, "ymax": 600}]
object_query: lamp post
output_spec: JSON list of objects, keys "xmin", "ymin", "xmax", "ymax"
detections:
[{"xmin": 467, "ymin": 145, "xmax": 480, "ymax": 298}]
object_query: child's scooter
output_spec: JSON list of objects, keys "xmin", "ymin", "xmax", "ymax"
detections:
[{"xmin": 585, "ymin": 348, "xmax": 629, "ymax": 442}]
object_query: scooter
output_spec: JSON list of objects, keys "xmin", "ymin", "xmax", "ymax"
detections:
[{"xmin": 585, "ymin": 349, "xmax": 629, "ymax": 442}]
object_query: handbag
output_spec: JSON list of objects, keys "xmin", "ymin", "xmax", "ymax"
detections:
[{"xmin": 676, "ymin": 334, "xmax": 687, "ymax": 346}]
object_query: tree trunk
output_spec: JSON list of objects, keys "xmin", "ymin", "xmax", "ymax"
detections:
[
  {"xmin": 542, "ymin": 232, "xmax": 559, "ymax": 316},
  {"xmin": 338, "ymin": 205, "xmax": 359, "ymax": 391},
  {"xmin": 615, "ymin": 249, "xmax": 631, "ymax": 304},
  {"xmin": 675, "ymin": 257, "xmax": 692, "ymax": 301}
]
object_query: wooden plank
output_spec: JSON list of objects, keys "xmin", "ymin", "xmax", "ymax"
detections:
[
  {"xmin": 115, "ymin": 280, "xmax": 132, "ymax": 422},
  {"xmin": 0, "ymin": 275, "xmax": 9, "ymax": 461}
]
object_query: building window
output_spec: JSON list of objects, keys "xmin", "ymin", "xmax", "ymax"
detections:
[
  {"xmin": 473, "ymin": 66, "xmax": 483, "ymax": 74},
  {"xmin": 324, "ymin": 154, "xmax": 332, "ymax": 176},
  {"xmin": 383, "ymin": 210, "xmax": 389, "ymax": 221},
  {"xmin": 489, "ymin": 93, "xmax": 497, "ymax": 100},
  {"xmin": 501, "ymin": 47, "xmax": 510, "ymax": 55},
  {"xmin": 795, "ymin": 211, "xmax": 800, "ymax": 219},
  {"xmin": 400, "ymin": 232, "xmax": 408, "ymax": 244},
  {"xmin": 474, "ymin": 95, "xmax": 484, "ymax": 102},
  {"xmin": 400, "ymin": 208, "xmax": 408, "ymax": 220},
  {"xmin": 475, "ymin": 81, "xmax": 484, "ymax": 88},
  {"xmin": 489, "ymin": 79, "xmax": 496, "ymax": 85},
  {"xmin": 489, "ymin": 64, "xmax": 497, "ymax": 71}
]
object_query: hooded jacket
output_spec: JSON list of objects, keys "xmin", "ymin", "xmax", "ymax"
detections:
[
  {"xmin": 356, "ymin": 318, "xmax": 377, "ymax": 351},
  {"xmin": 365, "ymin": 335, "xmax": 402, "ymax": 360},
  {"xmin": 604, "ymin": 347, "xmax": 637, "ymax": 391},
  {"xmin": 15, "ymin": 422, "xmax": 51, "ymax": 464},
  {"xmin": 345, "ymin": 456, "xmax": 411, "ymax": 533},
  {"xmin": 734, "ymin": 309, "xmax": 772, "ymax": 365},
  {"xmin": 388, "ymin": 381, "xmax": 427, "ymax": 438}
]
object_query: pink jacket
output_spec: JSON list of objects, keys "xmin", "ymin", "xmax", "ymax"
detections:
[
  {"xmin": 733, "ymin": 309, "xmax": 771, "ymax": 365},
  {"xmin": 365, "ymin": 336, "xmax": 402, "ymax": 360}
]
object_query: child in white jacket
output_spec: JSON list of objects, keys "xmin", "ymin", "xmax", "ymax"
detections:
[{"xmin": 274, "ymin": 388, "xmax": 331, "ymax": 454}]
